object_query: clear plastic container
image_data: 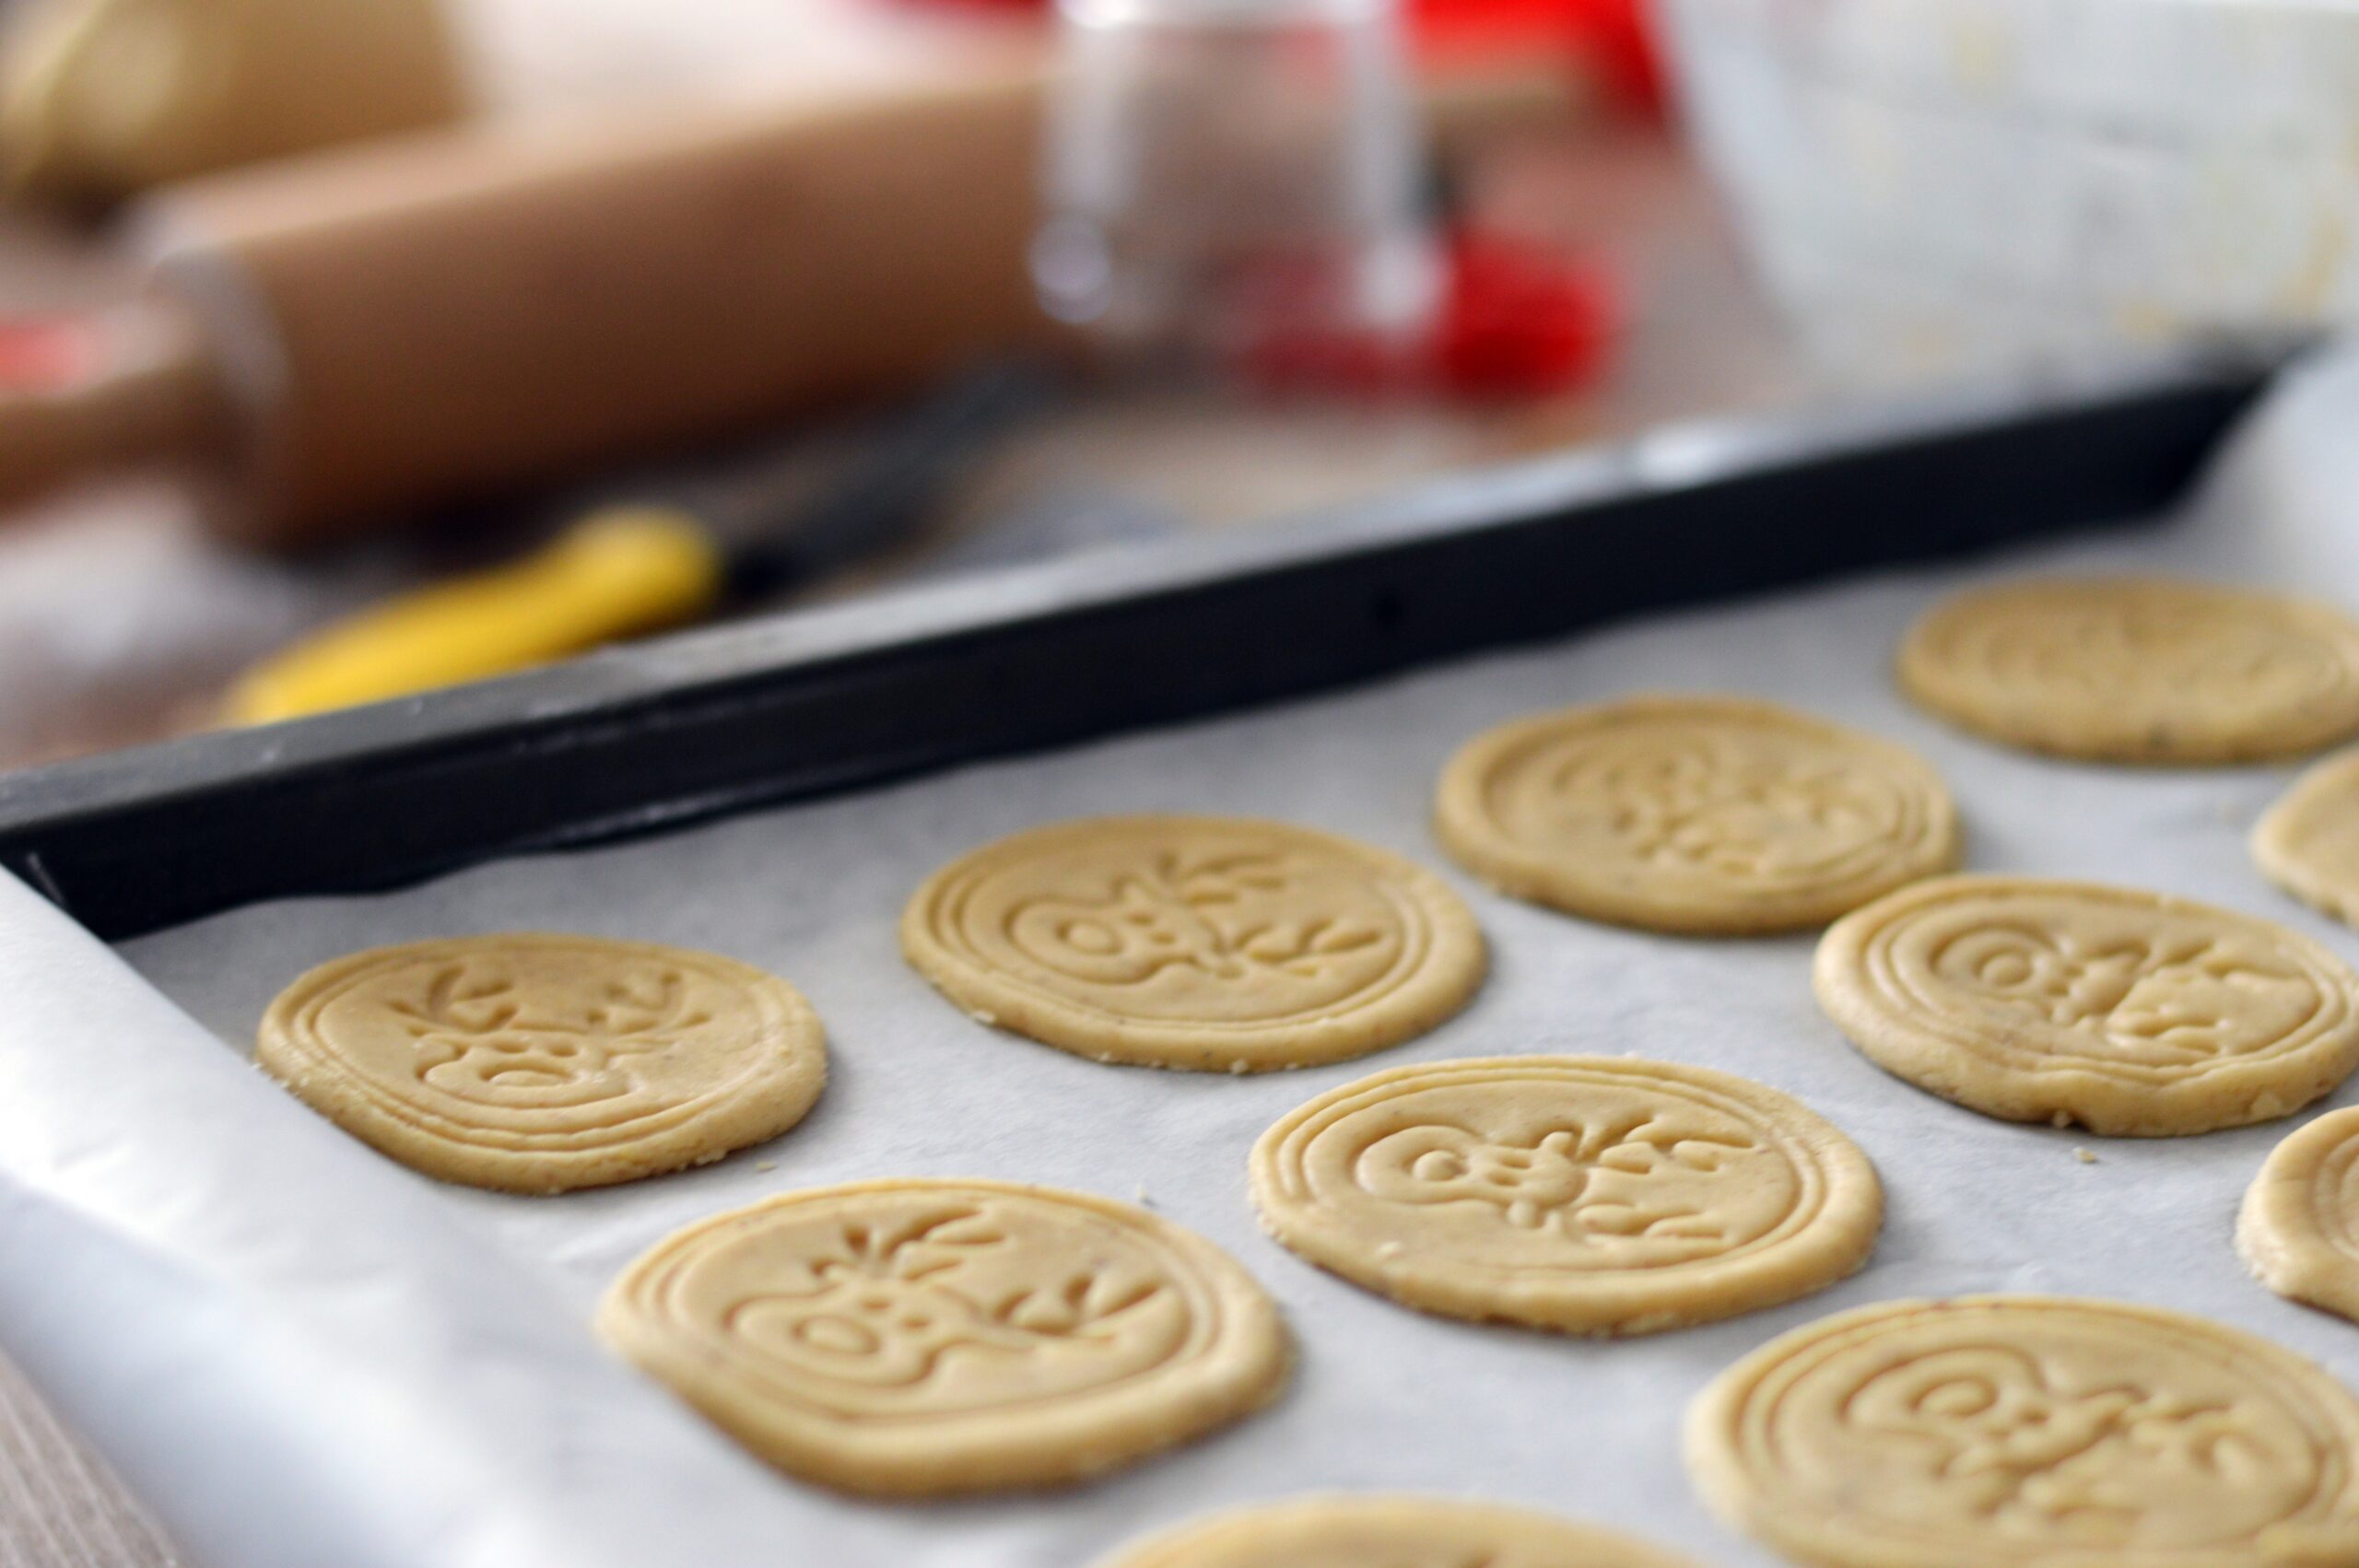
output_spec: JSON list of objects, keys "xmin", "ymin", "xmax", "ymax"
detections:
[
  {"xmin": 1034, "ymin": 0, "xmax": 1441, "ymax": 372},
  {"xmin": 1658, "ymin": 0, "xmax": 2359, "ymax": 382}
]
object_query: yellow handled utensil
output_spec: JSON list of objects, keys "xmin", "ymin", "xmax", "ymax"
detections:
[
  {"xmin": 220, "ymin": 360, "xmax": 1049, "ymax": 725},
  {"xmin": 220, "ymin": 507, "xmax": 723, "ymax": 725}
]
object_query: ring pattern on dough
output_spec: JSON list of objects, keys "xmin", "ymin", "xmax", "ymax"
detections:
[
  {"xmin": 1686, "ymin": 1295, "xmax": 2359, "ymax": 1568},
  {"xmin": 1814, "ymin": 876, "xmax": 2359, "ymax": 1135},
  {"xmin": 1897, "ymin": 577, "xmax": 2359, "ymax": 764},
  {"xmin": 1434, "ymin": 696, "xmax": 1958, "ymax": 933},
  {"xmin": 258, "ymin": 934, "xmax": 825, "ymax": 1192},
  {"xmin": 2253, "ymin": 749, "xmax": 2359, "ymax": 932},
  {"xmin": 597, "ymin": 1179, "xmax": 1289, "ymax": 1495},
  {"xmin": 2241, "ymin": 1106, "xmax": 2359, "ymax": 1327},
  {"xmin": 1250, "ymin": 1057, "xmax": 1881, "ymax": 1335},
  {"xmin": 901, "ymin": 816, "xmax": 1485, "ymax": 1071}
]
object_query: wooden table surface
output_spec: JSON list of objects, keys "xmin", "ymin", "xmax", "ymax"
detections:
[{"xmin": 0, "ymin": 6, "xmax": 1813, "ymax": 1562}]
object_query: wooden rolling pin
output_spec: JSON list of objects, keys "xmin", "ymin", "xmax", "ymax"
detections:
[
  {"xmin": 17, "ymin": 67, "xmax": 1051, "ymax": 546},
  {"xmin": 0, "ymin": 60, "xmax": 1576, "ymax": 548}
]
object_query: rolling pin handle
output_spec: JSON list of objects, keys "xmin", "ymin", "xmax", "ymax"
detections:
[{"xmin": 0, "ymin": 298, "xmax": 225, "ymax": 518}]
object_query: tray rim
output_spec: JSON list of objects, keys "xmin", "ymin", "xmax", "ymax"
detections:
[{"xmin": 0, "ymin": 337, "xmax": 2301, "ymax": 939}]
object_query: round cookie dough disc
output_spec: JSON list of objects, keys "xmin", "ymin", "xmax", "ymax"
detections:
[
  {"xmin": 900, "ymin": 814, "xmax": 1485, "ymax": 1071},
  {"xmin": 596, "ymin": 1178, "xmax": 1290, "ymax": 1496},
  {"xmin": 1686, "ymin": 1295, "xmax": 2359, "ymax": 1568},
  {"xmin": 1813, "ymin": 875, "xmax": 2359, "ymax": 1136},
  {"xmin": 1433, "ymin": 695, "xmax": 1959, "ymax": 934},
  {"xmin": 2255, "ymin": 749, "xmax": 2359, "ymax": 930},
  {"xmin": 2240, "ymin": 1106, "xmax": 2359, "ymax": 1325},
  {"xmin": 1250, "ymin": 1056, "xmax": 1881, "ymax": 1335},
  {"xmin": 1099, "ymin": 1495, "xmax": 1702, "ymax": 1568},
  {"xmin": 1897, "ymin": 577, "xmax": 2359, "ymax": 764},
  {"xmin": 258, "ymin": 933, "xmax": 826, "ymax": 1193}
]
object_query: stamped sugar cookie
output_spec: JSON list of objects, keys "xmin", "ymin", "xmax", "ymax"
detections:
[
  {"xmin": 258, "ymin": 933, "xmax": 824, "ymax": 1193},
  {"xmin": 1897, "ymin": 577, "xmax": 2359, "ymax": 764},
  {"xmin": 2241, "ymin": 1106, "xmax": 2359, "ymax": 1326},
  {"xmin": 1250, "ymin": 1056, "xmax": 1880, "ymax": 1335},
  {"xmin": 2255, "ymin": 750, "xmax": 2359, "ymax": 930},
  {"xmin": 901, "ymin": 815, "xmax": 1485, "ymax": 1071},
  {"xmin": 597, "ymin": 1178, "xmax": 1289, "ymax": 1495},
  {"xmin": 1687, "ymin": 1294, "xmax": 2359, "ymax": 1568},
  {"xmin": 1433, "ymin": 695, "xmax": 1958, "ymax": 934},
  {"xmin": 1814, "ymin": 876, "xmax": 2359, "ymax": 1135},
  {"xmin": 1099, "ymin": 1494, "xmax": 1702, "ymax": 1568}
]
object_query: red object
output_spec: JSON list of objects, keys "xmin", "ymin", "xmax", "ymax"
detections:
[
  {"xmin": 1435, "ymin": 231, "xmax": 1619, "ymax": 401},
  {"xmin": 1233, "ymin": 229, "xmax": 1621, "ymax": 403},
  {"xmin": 1413, "ymin": 0, "xmax": 1664, "ymax": 113},
  {"xmin": 0, "ymin": 316, "xmax": 99, "ymax": 394},
  {"xmin": 894, "ymin": 0, "xmax": 1662, "ymax": 110}
]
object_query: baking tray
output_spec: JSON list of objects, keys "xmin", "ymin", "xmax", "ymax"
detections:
[
  {"xmin": 0, "ymin": 337, "xmax": 2333, "ymax": 1568},
  {"xmin": 0, "ymin": 340, "xmax": 2283, "ymax": 939}
]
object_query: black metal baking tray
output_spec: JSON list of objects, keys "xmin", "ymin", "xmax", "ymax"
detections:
[{"xmin": 0, "ymin": 339, "xmax": 2296, "ymax": 941}]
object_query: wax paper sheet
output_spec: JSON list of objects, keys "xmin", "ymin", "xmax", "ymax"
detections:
[{"xmin": 5, "ymin": 348, "xmax": 2359, "ymax": 1568}]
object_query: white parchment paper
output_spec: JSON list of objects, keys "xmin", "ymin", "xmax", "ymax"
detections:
[{"xmin": 6, "ymin": 349, "xmax": 2359, "ymax": 1568}]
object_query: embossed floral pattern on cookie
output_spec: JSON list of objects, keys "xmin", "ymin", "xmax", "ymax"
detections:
[
  {"xmin": 901, "ymin": 816, "xmax": 1485, "ymax": 1071},
  {"xmin": 1098, "ymin": 1494, "xmax": 1702, "ymax": 1568},
  {"xmin": 1687, "ymin": 1295, "xmax": 2359, "ymax": 1568},
  {"xmin": 258, "ymin": 933, "xmax": 825, "ymax": 1192},
  {"xmin": 2241, "ymin": 1106, "xmax": 2359, "ymax": 1327},
  {"xmin": 1814, "ymin": 876, "xmax": 2359, "ymax": 1136},
  {"xmin": 1434, "ymin": 696, "xmax": 1958, "ymax": 934},
  {"xmin": 1898, "ymin": 577, "xmax": 2359, "ymax": 764},
  {"xmin": 596, "ymin": 1179, "xmax": 1289, "ymax": 1495},
  {"xmin": 1250, "ymin": 1057, "xmax": 1881, "ymax": 1334}
]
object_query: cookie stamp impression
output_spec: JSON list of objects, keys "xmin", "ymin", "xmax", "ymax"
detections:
[
  {"xmin": 901, "ymin": 815, "xmax": 1485, "ymax": 1071},
  {"xmin": 1099, "ymin": 1494, "xmax": 1702, "ymax": 1568},
  {"xmin": 1687, "ymin": 1295, "xmax": 2359, "ymax": 1568},
  {"xmin": 1250, "ymin": 1056, "xmax": 1880, "ymax": 1334},
  {"xmin": 1898, "ymin": 577, "xmax": 2359, "ymax": 764},
  {"xmin": 1434, "ymin": 695, "xmax": 1958, "ymax": 934},
  {"xmin": 597, "ymin": 1178, "xmax": 1289, "ymax": 1495},
  {"xmin": 1814, "ymin": 876, "xmax": 2359, "ymax": 1136},
  {"xmin": 2241, "ymin": 1106, "xmax": 2359, "ymax": 1327},
  {"xmin": 2255, "ymin": 749, "xmax": 2359, "ymax": 931},
  {"xmin": 258, "ymin": 933, "xmax": 825, "ymax": 1193}
]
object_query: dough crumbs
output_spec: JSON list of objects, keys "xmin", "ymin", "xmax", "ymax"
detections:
[
  {"xmin": 756, "ymin": 1160, "xmax": 777, "ymax": 1173},
  {"xmin": 2072, "ymin": 1148, "xmax": 2096, "ymax": 1164}
]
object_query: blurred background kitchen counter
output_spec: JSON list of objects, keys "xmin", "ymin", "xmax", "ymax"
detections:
[{"xmin": 0, "ymin": 0, "xmax": 1802, "ymax": 769}]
